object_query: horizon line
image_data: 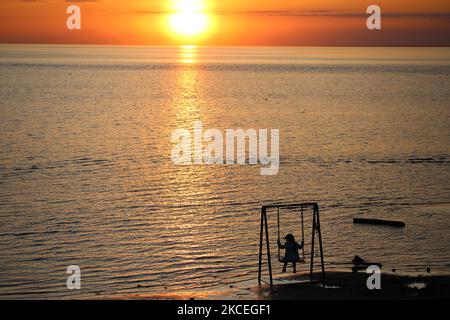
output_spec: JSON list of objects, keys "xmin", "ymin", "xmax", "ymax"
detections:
[{"xmin": 1, "ymin": 42, "xmax": 450, "ymax": 48}]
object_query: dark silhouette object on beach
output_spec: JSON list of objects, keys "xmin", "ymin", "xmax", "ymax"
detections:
[
  {"xmin": 427, "ymin": 267, "xmax": 431, "ymax": 273},
  {"xmin": 278, "ymin": 233, "xmax": 304, "ymax": 273},
  {"xmin": 352, "ymin": 255, "xmax": 365, "ymax": 265},
  {"xmin": 351, "ymin": 255, "xmax": 383, "ymax": 273}
]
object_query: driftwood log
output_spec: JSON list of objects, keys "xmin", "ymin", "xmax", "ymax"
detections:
[{"xmin": 353, "ymin": 218, "xmax": 405, "ymax": 228}]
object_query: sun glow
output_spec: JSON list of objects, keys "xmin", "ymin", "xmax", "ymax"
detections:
[{"xmin": 168, "ymin": 0, "xmax": 210, "ymax": 39}]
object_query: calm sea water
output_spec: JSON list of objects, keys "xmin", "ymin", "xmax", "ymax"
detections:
[{"xmin": 0, "ymin": 45, "xmax": 449, "ymax": 299}]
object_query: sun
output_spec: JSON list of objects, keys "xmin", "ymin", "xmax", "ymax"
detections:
[
  {"xmin": 168, "ymin": 0, "xmax": 210, "ymax": 38},
  {"xmin": 169, "ymin": 12, "xmax": 209, "ymax": 37}
]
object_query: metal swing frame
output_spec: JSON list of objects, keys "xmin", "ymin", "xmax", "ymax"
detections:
[{"xmin": 258, "ymin": 203, "xmax": 325, "ymax": 287}]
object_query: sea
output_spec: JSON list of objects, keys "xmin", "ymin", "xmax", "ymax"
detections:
[{"xmin": 0, "ymin": 45, "xmax": 449, "ymax": 298}]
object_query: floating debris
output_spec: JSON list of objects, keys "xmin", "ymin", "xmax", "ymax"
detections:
[{"xmin": 353, "ymin": 217, "xmax": 405, "ymax": 228}]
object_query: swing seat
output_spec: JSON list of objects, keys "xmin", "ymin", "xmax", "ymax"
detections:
[{"xmin": 279, "ymin": 257, "xmax": 305, "ymax": 263}]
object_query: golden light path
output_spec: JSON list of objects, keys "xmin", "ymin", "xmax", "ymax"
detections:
[
  {"xmin": 179, "ymin": 45, "xmax": 198, "ymax": 64},
  {"xmin": 168, "ymin": 0, "xmax": 210, "ymax": 39}
]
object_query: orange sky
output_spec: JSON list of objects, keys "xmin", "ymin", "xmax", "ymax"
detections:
[{"xmin": 0, "ymin": 0, "xmax": 449, "ymax": 45}]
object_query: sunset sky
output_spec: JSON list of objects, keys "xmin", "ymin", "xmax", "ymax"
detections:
[{"xmin": 0, "ymin": 0, "xmax": 449, "ymax": 46}]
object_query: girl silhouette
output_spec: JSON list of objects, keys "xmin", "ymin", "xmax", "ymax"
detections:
[{"xmin": 278, "ymin": 233, "xmax": 304, "ymax": 273}]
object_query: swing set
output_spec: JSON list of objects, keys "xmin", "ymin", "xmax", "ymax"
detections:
[{"xmin": 258, "ymin": 203, "xmax": 325, "ymax": 287}]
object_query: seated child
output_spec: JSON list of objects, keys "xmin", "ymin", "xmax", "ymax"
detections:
[{"xmin": 278, "ymin": 233, "xmax": 304, "ymax": 273}]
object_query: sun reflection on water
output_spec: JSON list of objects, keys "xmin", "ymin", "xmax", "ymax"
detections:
[
  {"xmin": 169, "ymin": 44, "xmax": 215, "ymax": 220},
  {"xmin": 178, "ymin": 45, "xmax": 198, "ymax": 64}
]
